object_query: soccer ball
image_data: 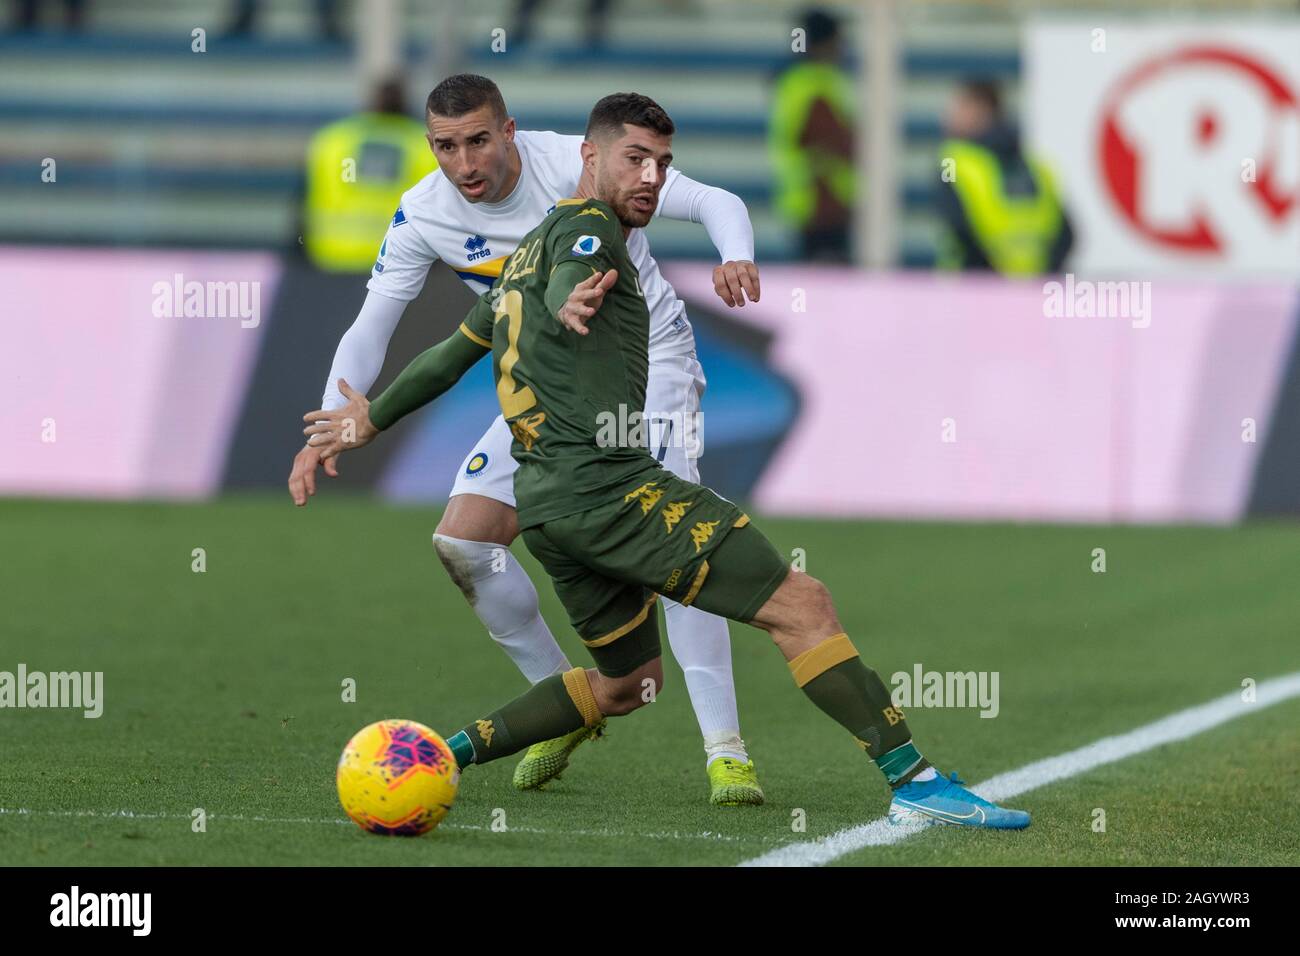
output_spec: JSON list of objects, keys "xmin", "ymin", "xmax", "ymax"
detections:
[{"xmin": 336, "ymin": 719, "xmax": 460, "ymax": 836}]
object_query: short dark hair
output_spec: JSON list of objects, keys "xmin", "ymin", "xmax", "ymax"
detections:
[
  {"xmin": 802, "ymin": 8, "xmax": 840, "ymax": 46},
  {"xmin": 426, "ymin": 74, "xmax": 508, "ymax": 122},
  {"xmin": 372, "ymin": 77, "xmax": 407, "ymax": 116},
  {"xmin": 960, "ymin": 77, "xmax": 1003, "ymax": 117},
  {"xmin": 585, "ymin": 93, "xmax": 675, "ymax": 142}
]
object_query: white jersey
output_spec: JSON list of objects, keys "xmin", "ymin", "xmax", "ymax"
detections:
[{"xmin": 367, "ymin": 129, "xmax": 696, "ymax": 359}]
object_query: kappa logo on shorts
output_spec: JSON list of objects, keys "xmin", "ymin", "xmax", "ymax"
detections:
[
  {"xmin": 623, "ymin": 481, "xmax": 664, "ymax": 515},
  {"xmin": 509, "ymin": 413, "xmax": 546, "ymax": 451},
  {"xmin": 662, "ymin": 500, "xmax": 693, "ymax": 534},
  {"xmin": 465, "ymin": 452, "xmax": 489, "ymax": 477},
  {"xmin": 690, "ymin": 520, "xmax": 721, "ymax": 553}
]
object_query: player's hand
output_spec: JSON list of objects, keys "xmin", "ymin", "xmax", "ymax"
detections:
[
  {"xmin": 302, "ymin": 379, "xmax": 379, "ymax": 461},
  {"xmin": 557, "ymin": 269, "xmax": 618, "ymax": 335},
  {"xmin": 712, "ymin": 260, "xmax": 760, "ymax": 307},
  {"xmin": 288, "ymin": 443, "xmax": 340, "ymax": 507}
]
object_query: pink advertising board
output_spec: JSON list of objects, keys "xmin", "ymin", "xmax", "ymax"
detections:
[
  {"xmin": 665, "ymin": 265, "xmax": 1299, "ymax": 523},
  {"xmin": 0, "ymin": 246, "xmax": 276, "ymax": 498}
]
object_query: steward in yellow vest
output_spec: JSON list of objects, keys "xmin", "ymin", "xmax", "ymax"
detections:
[
  {"xmin": 935, "ymin": 80, "xmax": 1073, "ymax": 275},
  {"xmin": 769, "ymin": 9, "xmax": 856, "ymax": 262},
  {"xmin": 304, "ymin": 82, "xmax": 437, "ymax": 272}
]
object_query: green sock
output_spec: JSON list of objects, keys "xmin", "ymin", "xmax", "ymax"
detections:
[
  {"xmin": 446, "ymin": 730, "xmax": 476, "ymax": 770},
  {"xmin": 874, "ymin": 741, "xmax": 929, "ymax": 787},
  {"xmin": 789, "ymin": 634, "xmax": 931, "ymax": 788},
  {"xmin": 453, "ymin": 672, "xmax": 587, "ymax": 766}
]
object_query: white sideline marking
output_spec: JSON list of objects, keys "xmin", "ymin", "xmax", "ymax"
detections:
[
  {"xmin": 0, "ymin": 807, "xmax": 780, "ymax": 845},
  {"xmin": 739, "ymin": 671, "xmax": 1300, "ymax": 868}
]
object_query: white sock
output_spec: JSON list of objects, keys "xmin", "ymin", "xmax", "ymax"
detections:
[
  {"xmin": 432, "ymin": 534, "xmax": 570, "ymax": 684},
  {"xmin": 912, "ymin": 766, "xmax": 938, "ymax": 783},
  {"xmin": 662, "ymin": 600, "xmax": 748, "ymax": 765},
  {"xmin": 703, "ymin": 732, "xmax": 750, "ymax": 767}
]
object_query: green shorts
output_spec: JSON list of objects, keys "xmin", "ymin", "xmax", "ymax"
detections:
[{"xmin": 521, "ymin": 469, "xmax": 790, "ymax": 677}]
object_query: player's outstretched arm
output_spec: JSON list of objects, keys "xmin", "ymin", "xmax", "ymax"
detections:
[
  {"xmin": 655, "ymin": 170, "xmax": 760, "ymax": 307},
  {"xmin": 302, "ymin": 326, "xmax": 489, "ymax": 462},
  {"xmin": 289, "ymin": 290, "xmax": 408, "ymax": 506}
]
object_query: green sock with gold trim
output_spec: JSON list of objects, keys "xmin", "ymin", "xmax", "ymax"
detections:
[
  {"xmin": 452, "ymin": 670, "xmax": 593, "ymax": 766},
  {"xmin": 789, "ymin": 633, "xmax": 931, "ymax": 787}
]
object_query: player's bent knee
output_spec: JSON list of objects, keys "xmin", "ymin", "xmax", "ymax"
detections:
[
  {"xmin": 756, "ymin": 571, "xmax": 840, "ymax": 641},
  {"xmin": 431, "ymin": 533, "xmax": 484, "ymax": 601},
  {"xmin": 804, "ymin": 574, "xmax": 837, "ymax": 617},
  {"xmin": 591, "ymin": 660, "xmax": 663, "ymax": 716},
  {"xmin": 435, "ymin": 493, "xmax": 519, "ymax": 546},
  {"xmin": 793, "ymin": 574, "xmax": 839, "ymax": 632},
  {"xmin": 593, "ymin": 677, "xmax": 646, "ymax": 716},
  {"xmin": 430, "ymin": 534, "xmax": 541, "ymax": 622}
]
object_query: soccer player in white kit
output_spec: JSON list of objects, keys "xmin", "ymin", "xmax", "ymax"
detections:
[{"xmin": 288, "ymin": 74, "xmax": 765, "ymax": 805}]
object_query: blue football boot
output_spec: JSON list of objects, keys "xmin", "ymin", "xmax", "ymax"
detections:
[{"xmin": 888, "ymin": 770, "xmax": 1030, "ymax": 829}]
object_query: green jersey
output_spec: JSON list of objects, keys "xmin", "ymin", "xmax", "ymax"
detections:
[
  {"xmin": 458, "ymin": 198, "xmax": 660, "ymax": 529},
  {"xmin": 366, "ymin": 200, "xmax": 785, "ymax": 659}
]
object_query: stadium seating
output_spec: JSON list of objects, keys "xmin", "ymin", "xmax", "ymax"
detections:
[{"xmin": 0, "ymin": 0, "xmax": 1020, "ymax": 264}]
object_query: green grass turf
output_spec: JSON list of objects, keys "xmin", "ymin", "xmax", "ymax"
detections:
[{"xmin": 1, "ymin": 497, "xmax": 1297, "ymax": 866}]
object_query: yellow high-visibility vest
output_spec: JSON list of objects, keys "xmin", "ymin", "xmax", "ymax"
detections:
[
  {"xmin": 769, "ymin": 61, "xmax": 856, "ymax": 228},
  {"xmin": 938, "ymin": 139, "xmax": 1063, "ymax": 276},
  {"xmin": 304, "ymin": 112, "xmax": 436, "ymax": 272}
]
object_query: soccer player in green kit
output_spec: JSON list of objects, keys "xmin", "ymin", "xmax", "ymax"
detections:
[{"xmin": 304, "ymin": 93, "xmax": 1030, "ymax": 829}]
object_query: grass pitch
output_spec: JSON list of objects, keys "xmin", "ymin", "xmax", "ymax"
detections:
[{"xmin": 2, "ymin": 497, "xmax": 1297, "ymax": 866}]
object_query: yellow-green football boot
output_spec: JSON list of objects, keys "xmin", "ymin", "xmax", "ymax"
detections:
[
  {"xmin": 708, "ymin": 757, "xmax": 765, "ymax": 806},
  {"xmin": 512, "ymin": 719, "xmax": 606, "ymax": 790}
]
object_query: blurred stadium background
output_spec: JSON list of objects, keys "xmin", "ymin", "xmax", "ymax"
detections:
[
  {"xmin": 3, "ymin": 0, "xmax": 1299, "ymax": 519},
  {"xmin": 4, "ymin": 0, "xmax": 1300, "ymax": 869},
  {"xmin": 4, "ymin": 0, "xmax": 1001, "ymax": 262}
]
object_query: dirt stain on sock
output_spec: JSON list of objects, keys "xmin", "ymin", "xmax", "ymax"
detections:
[{"xmin": 433, "ymin": 537, "xmax": 478, "ymax": 606}]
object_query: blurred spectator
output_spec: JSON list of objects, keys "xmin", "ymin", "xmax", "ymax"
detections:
[
  {"xmin": 302, "ymin": 78, "xmax": 437, "ymax": 273},
  {"xmin": 225, "ymin": 0, "xmax": 342, "ymax": 42},
  {"xmin": 768, "ymin": 7, "xmax": 856, "ymax": 263},
  {"xmin": 512, "ymin": 0, "xmax": 614, "ymax": 49},
  {"xmin": 934, "ymin": 78, "xmax": 1074, "ymax": 275},
  {"xmin": 11, "ymin": 0, "xmax": 86, "ymax": 31}
]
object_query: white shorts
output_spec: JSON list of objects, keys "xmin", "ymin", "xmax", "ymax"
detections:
[{"xmin": 450, "ymin": 351, "xmax": 708, "ymax": 507}]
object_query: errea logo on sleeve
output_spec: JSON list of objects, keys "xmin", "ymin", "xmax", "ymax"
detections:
[{"xmin": 571, "ymin": 235, "xmax": 601, "ymax": 256}]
